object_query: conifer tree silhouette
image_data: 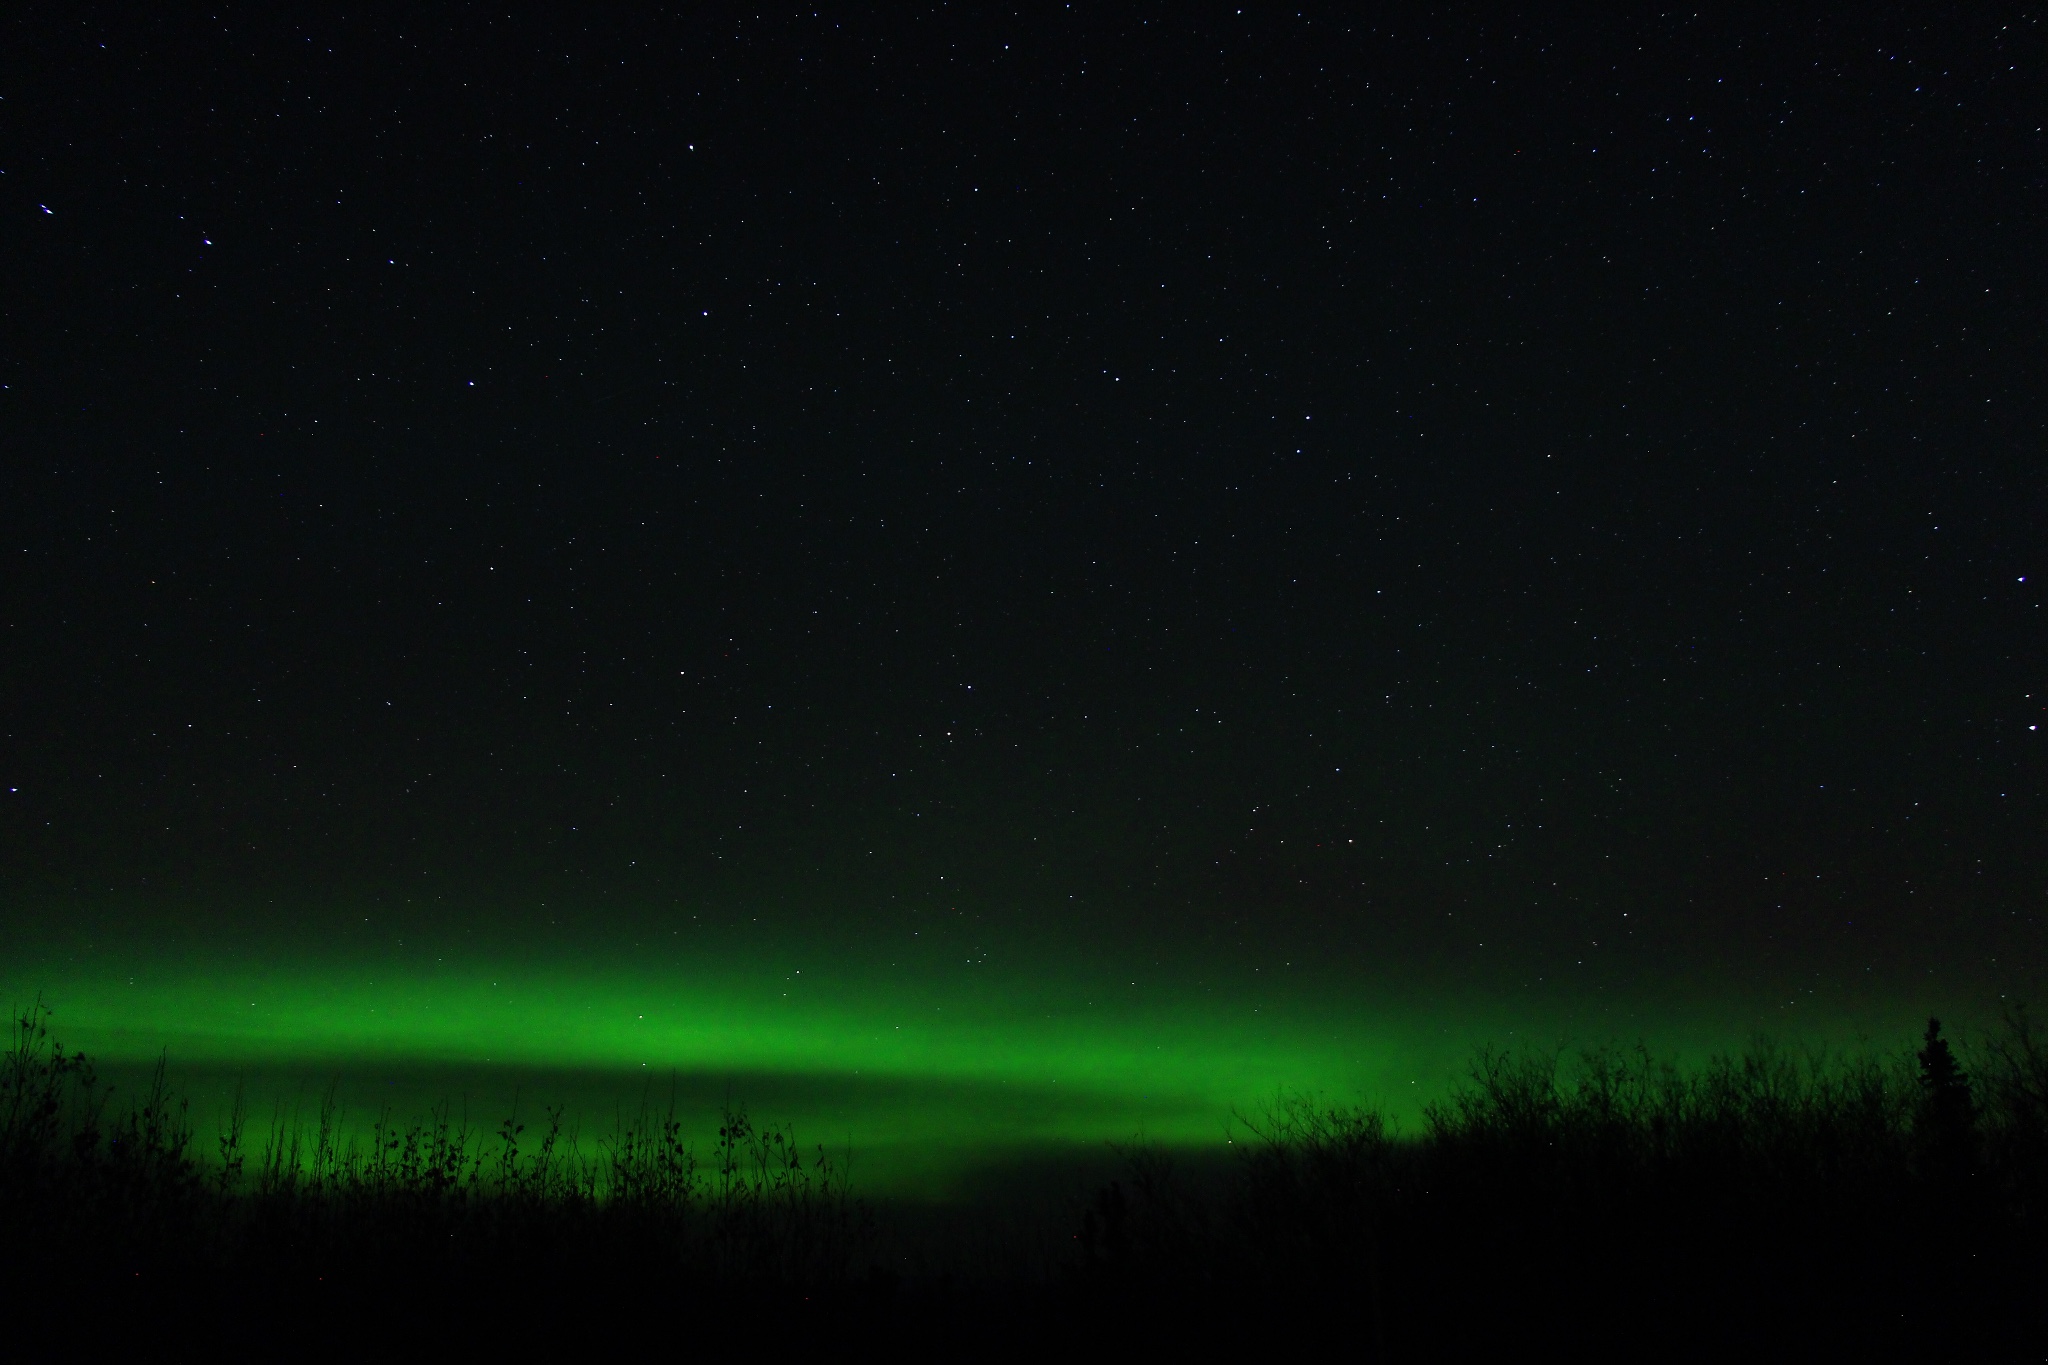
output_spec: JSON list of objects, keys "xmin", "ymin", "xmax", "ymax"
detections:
[{"xmin": 1915, "ymin": 1017, "xmax": 1977, "ymax": 1180}]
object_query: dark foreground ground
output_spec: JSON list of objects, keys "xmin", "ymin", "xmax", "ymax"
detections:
[{"xmin": 7, "ymin": 1008, "xmax": 2047, "ymax": 1360}]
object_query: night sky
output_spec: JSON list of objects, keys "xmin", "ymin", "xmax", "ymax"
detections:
[{"xmin": 3, "ymin": 7, "xmax": 2042, "ymax": 1188}]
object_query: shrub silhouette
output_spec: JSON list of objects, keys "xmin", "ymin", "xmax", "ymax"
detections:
[{"xmin": 1074, "ymin": 1024, "xmax": 2048, "ymax": 1358}]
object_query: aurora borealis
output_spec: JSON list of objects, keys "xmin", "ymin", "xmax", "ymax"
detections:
[
  {"xmin": 2, "ymin": 10, "xmax": 2041, "ymax": 1199},
  {"xmin": 4, "ymin": 881, "xmax": 2023, "ymax": 1193}
]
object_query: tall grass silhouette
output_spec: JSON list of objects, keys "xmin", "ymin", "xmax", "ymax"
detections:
[{"xmin": 1, "ymin": 996, "xmax": 871, "ymax": 1348}]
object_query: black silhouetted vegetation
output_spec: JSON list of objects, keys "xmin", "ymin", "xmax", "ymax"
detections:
[
  {"xmin": 1073, "ymin": 1012, "xmax": 2048, "ymax": 1358},
  {"xmin": 7, "ymin": 999, "xmax": 2047, "ymax": 1359},
  {"xmin": 1, "ymin": 998, "xmax": 874, "ymax": 1352}
]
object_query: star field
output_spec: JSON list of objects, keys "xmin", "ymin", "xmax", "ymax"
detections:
[{"xmin": 1, "ymin": 10, "xmax": 2042, "ymax": 1157}]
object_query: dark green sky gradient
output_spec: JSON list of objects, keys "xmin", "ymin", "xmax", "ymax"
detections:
[
  {"xmin": 6, "ymin": 884, "xmax": 2029, "ymax": 1193},
  {"xmin": 2, "ymin": 9, "xmax": 2043, "ymax": 1191}
]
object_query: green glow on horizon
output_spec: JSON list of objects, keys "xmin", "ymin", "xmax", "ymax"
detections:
[
  {"xmin": 18, "ymin": 960, "xmax": 1403, "ymax": 1147},
  {"xmin": 2, "ymin": 950, "xmax": 1436, "ymax": 1193},
  {"xmin": 2, "ymin": 916, "xmax": 1940, "ymax": 1198}
]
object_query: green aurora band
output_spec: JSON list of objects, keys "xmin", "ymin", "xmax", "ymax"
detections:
[{"xmin": 3, "ymin": 910, "xmax": 1957, "ymax": 1198}]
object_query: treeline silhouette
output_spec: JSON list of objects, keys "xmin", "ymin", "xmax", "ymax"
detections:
[
  {"xmin": 1073, "ymin": 1015, "xmax": 2048, "ymax": 1358},
  {"xmin": 5, "ymin": 1001, "xmax": 2045, "ymax": 1358}
]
